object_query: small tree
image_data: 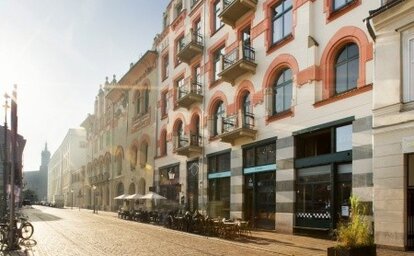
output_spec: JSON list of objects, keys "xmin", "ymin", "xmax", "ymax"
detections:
[
  {"xmin": 22, "ymin": 189, "xmax": 38, "ymax": 202},
  {"xmin": 336, "ymin": 195, "xmax": 374, "ymax": 248}
]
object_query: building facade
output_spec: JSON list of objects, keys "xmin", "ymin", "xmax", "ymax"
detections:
[
  {"xmin": 153, "ymin": 0, "xmax": 379, "ymax": 234},
  {"xmin": 81, "ymin": 51, "xmax": 158, "ymax": 212},
  {"xmin": 23, "ymin": 143, "xmax": 50, "ymax": 202},
  {"xmin": 370, "ymin": 0, "xmax": 414, "ymax": 250},
  {"xmin": 0, "ymin": 125, "xmax": 26, "ymax": 216},
  {"xmin": 48, "ymin": 128, "xmax": 87, "ymax": 206}
]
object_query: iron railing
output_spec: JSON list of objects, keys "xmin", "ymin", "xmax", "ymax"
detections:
[
  {"xmin": 222, "ymin": 44, "xmax": 255, "ymax": 70},
  {"xmin": 222, "ymin": 112, "xmax": 254, "ymax": 133},
  {"xmin": 177, "ymin": 79, "xmax": 203, "ymax": 100}
]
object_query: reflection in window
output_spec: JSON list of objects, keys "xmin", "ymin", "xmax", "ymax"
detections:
[
  {"xmin": 336, "ymin": 124, "xmax": 352, "ymax": 152},
  {"xmin": 273, "ymin": 68, "xmax": 292, "ymax": 114},
  {"xmin": 208, "ymin": 152, "xmax": 230, "ymax": 174},
  {"xmin": 271, "ymin": 0, "xmax": 292, "ymax": 44},
  {"xmin": 208, "ymin": 177, "xmax": 230, "ymax": 218},
  {"xmin": 333, "ymin": 0, "xmax": 354, "ymax": 11},
  {"xmin": 335, "ymin": 43, "xmax": 359, "ymax": 94},
  {"xmin": 213, "ymin": 101, "xmax": 225, "ymax": 136}
]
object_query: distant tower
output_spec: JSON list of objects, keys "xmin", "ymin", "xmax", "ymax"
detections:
[
  {"xmin": 40, "ymin": 143, "xmax": 51, "ymax": 172},
  {"xmin": 39, "ymin": 143, "xmax": 50, "ymax": 201}
]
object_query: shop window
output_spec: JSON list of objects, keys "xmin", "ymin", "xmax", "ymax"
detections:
[
  {"xmin": 335, "ymin": 43, "xmax": 359, "ymax": 94},
  {"xmin": 296, "ymin": 129, "xmax": 331, "ymax": 158},
  {"xmin": 296, "ymin": 165, "xmax": 332, "ymax": 228},
  {"xmin": 271, "ymin": 0, "xmax": 292, "ymax": 44},
  {"xmin": 244, "ymin": 142, "xmax": 276, "ymax": 167},
  {"xmin": 208, "ymin": 152, "xmax": 230, "ymax": 174},
  {"xmin": 273, "ymin": 68, "xmax": 292, "ymax": 115},
  {"xmin": 159, "ymin": 164, "xmax": 180, "ymax": 202},
  {"xmin": 403, "ymin": 28, "xmax": 414, "ymax": 103},
  {"xmin": 336, "ymin": 124, "xmax": 352, "ymax": 152},
  {"xmin": 208, "ymin": 177, "xmax": 230, "ymax": 218}
]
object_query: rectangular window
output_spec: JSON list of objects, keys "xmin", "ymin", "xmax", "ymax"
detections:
[
  {"xmin": 213, "ymin": 46, "xmax": 225, "ymax": 81},
  {"xmin": 296, "ymin": 123, "xmax": 353, "ymax": 158},
  {"xmin": 176, "ymin": 36, "xmax": 184, "ymax": 65},
  {"xmin": 336, "ymin": 124, "xmax": 352, "ymax": 152},
  {"xmin": 161, "ymin": 91, "xmax": 167, "ymax": 117},
  {"xmin": 162, "ymin": 54, "xmax": 169, "ymax": 80},
  {"xmin": 272, "ymin": 0, "xmax": 292, "ymax": 44},
  {"xmin": 403, "ymin": 28, "xmax": 414, "ymax": 103},
  {"xmin": 176, "ymin": 77, "xmax": 185, "ymax": 100},
  {"xmin": 296, "ymin": 165, "xmax": 332, "ymax": 229},
  {"xmin": 243, "ymin": 141, "xmax": 276, "ymax": 167},
  {"xmin": 333, "ymin": 0, "xmax": 354, "ymax": 11},
  {"xmin": 208, "ymin": 177, "xmax": 230, "ymax": 218},
  {"xmin": 214, "ymin": 0, "xmax": 223, "ymax": 32},
  {"xmin": 208, "ymin": 152, "xmax": 230, "ymax": 174}
]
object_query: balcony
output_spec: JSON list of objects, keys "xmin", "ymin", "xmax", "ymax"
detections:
[
  {"xmin": 174, "ymin": 134, "xmax": 202, "ymax": 157},
  {"xmin": 218, "ymin": 111, "xmax": 257, "ymax": 145},
  {"xmin": 177, "ymin": 80, "xmax": 203, "ymax": 109},
  {"xmin": 177, "ymin": 29, "xmax": 204, "ymax": 64},
  {"xmin": 219, "ymin": 42, "xmax": 257, "ymax": 85},
  {"xmin": 219, "ymin": 0, "xmax": 258, "ymax": 27}
]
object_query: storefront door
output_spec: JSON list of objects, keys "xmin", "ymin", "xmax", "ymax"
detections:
[{"xmin": 245, "ymin": 171, "xmax": 276, "ymax": 229}]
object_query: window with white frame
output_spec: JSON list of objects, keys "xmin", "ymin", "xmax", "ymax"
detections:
[{"xmin": 403, "ymin": 28, "xmax": 414, "ymax": 103}]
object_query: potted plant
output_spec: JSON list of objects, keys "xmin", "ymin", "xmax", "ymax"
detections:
[{"xmin": 327, "ymin": 195, "xmax": 376, "ymax": 256}]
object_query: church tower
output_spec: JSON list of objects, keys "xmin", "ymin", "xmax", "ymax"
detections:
[{"xmin": 40, "ymin": 143, "xmax": 51, "ymax": 172}]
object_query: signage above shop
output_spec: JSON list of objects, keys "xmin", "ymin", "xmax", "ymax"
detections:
[{"xmin": 243, "ymin": 164, "xmax": 277, "ymax": 174}]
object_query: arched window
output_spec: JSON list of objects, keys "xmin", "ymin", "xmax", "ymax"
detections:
[
  {"xmin": 176, "ymin": 121, "xmax": 184, "ymax": 147},
  {"xmin": 144, "ymin": 87, "xmax": 150, "ymax": 113},
  {"xmin": 335, "ymin": 43, "xmax": 359, "ymax": 94},
  {"xmin": 242, "ymin": 92, "xmax": 253, "ymax": 128},
  {"xmin": 136, "ymin": 91, "xmax": 141, "ymax": 115},
  {"xmin": 140, "ymin": 142, "xmax": 148, "ymax": 167},
  {"xmin": 116, "ymin": 148, "xmax": 123, "ymax": 176},
  {"xmin": 214, "ymin": 101, "xmax": 225, "ymax": 136},
  {"xmin": 273, "ymin": 68, "xmax": 292, "ymax": 114},
  {"xmin": 130, "ymin": 145, "xmax": 138, "ymax": 171}
]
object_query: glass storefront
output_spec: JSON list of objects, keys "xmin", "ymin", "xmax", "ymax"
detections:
[
  {"xmin": 159, "ymin": 164, "xmax": 180, "ymax": 202},
  {"xmin": 294, "ymin": 122, "xmax": 353, "ymax": 231},
  {"xmin": 207, "ymin": 151, "xmax": 231, "ymax": 218},
  {"xmin": 243, "ymin": 140, "xmax": 276, "ymax": 229}
]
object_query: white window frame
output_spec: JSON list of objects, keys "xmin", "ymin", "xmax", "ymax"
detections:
[{"xmin": 403, "ymin": 27, "xmax": 414, "ymax": 103}]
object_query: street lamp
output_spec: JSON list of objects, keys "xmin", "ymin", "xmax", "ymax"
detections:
[
  {"xmin": 92, "ymin": 185, "xmax": 96, "ymax": 214},
  {"xmin": 70, "ymin": 189, "xmax": 74, "ymax": 210}
]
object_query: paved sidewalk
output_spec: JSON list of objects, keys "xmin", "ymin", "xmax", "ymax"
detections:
[{"xmin": 5, "ymin": 208, "xmax": 414, "ymax": 256}]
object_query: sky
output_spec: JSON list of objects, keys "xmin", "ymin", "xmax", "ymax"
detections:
[{"xmin": 0, "ymin": 0, "xmax": 169, "ymax": 171}]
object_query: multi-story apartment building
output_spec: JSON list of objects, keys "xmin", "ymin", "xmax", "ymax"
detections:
[
  {"xmin": 48, "ymin": 128, "xmax": 87, "ymax": 206},
  {"xmin": 81, "ymin": 51, "xmax": 158, "ymax": 211},
  {"xmin": 154, "ymin": 0, "xmax": 379, "ymax": 235},
  {"xmin": 370, "ymin": 0, "xmax": 414, "ymax": 250}
]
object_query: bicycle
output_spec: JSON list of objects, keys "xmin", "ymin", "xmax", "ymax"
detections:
[{"xmin": 0, "ymin": 215, "xmax": 35, "ymax": 251}]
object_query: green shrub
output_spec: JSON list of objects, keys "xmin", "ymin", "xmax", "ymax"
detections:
[{"xmin": 336, "ymin": 195, "xmax": 374, "ymax": 248}]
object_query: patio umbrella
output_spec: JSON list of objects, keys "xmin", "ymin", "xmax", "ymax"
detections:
[
  {"xmin": 125, "ymin": 193, "xmax": 143, "ymax": 200},
  {"xmin": 113, "ymin": 194, "xmax": 129, "ymax": 200},
  {"xmin": 140, "ymin": 192, "xmax": 166, "ymax": 200}
]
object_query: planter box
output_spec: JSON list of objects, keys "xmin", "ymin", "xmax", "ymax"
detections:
[{"xmin": 327, "ymin": 245, "xmax": 376, "ymax": 256}]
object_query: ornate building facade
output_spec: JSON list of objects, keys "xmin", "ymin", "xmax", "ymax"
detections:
[
  {"xmin": 153, "ymin": 0, "xmax": 378, "ymax": 234},
  {"xmin": 80, "ymin": 51, "xmax": 158, "ymax": 211}
]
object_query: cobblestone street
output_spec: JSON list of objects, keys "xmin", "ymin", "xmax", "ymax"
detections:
[{"xmin": 7, "ymin": 206, "xmax": 412, "ymax": 256}]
